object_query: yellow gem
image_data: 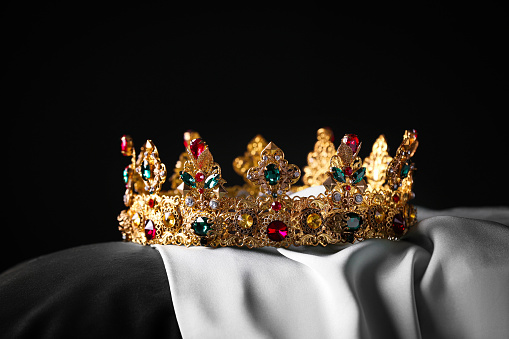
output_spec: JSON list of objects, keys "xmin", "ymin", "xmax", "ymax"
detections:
[
  {"xmin": 164, "ymin": 212, "xmax": 176, "ymax": 227},
  {"xmin": 132, "ymin": 213, "xmax": 142, "ymax": 227},
  {"xmin": 306, "ymin": 213, "xmax": 322, "ymax": 229},
  {"xmin": 374, "ymin": 207, "xmax": 385, "ymax": 223},
  {"xmin": 238, "ymin": 213, "xmax": 254, "ymax": 229}
]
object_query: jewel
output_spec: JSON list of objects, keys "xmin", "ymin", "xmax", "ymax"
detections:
[
  {"xmin": 344, "ymin": 185, "xmax": 351, "ymax": 191},
  {"xmin": 345, "ymin": 134, "xmax": 360, "ymax": 154},
  {"xmin": 344, "ymin": 166, "xmax": 353, "ymax": 176},
  {"xmin": 400, "ymin": 162, "xmax": 411, "ymax": 179},
  {"xmin": 183, "ymin": 130, "xmax": 200, "ymax": 148},
  {"xmin": 177, "ymin": 182, "xmax": 192, "ymax": 196},
  {"xmin": 267, "ymin": 220, "xmax": 288, "ymax": 241},
  {"xmin": 271, "ymin": 201, "xmax": 282, "ymax": 211},
  {"xmin": 393, "ymin": 213, "xmax": 406, "ymax": 235},
  {"xmin": 333, "ymin": 191, "xmax": 341, "ymax": 201},
  {"xmin": 209, "ymin": 199, "xmax": 219, "ymax": 209},
  {"xmin": 144, "ymin": 219, "xmax": 156, "ymax": 240},
  {"xmin": 123, "ymin": 166, "xmax": 131, "ymax": 186},
  {"xmin": 355, "ymin": 180, "xmax": 367, "ymax": 193},
  {"xmin": 214, "ymin": 185, "xmax": 228, "ymax": 199},
  {"xmin": 132, "ymin": 213, "xmax": 142, "ymax": 227},
  {"xmin": 179, "ymin": 171, "xmax": 196, "ymax": 188},
  {"xmin": 374, "ymin": 207, "xmax": 385, "ymax": 223},
  {"xmin": 204, "ymin": 174, "xmax": 219, "ymax": 189},
  {"xmin": 354, "ymin": 194, "xmax": 363, "ymax": 204},
  {"xmin": 306, "ymin": 213, "xmax": 322, "ymax": 229},
  {"xmin": 195, "ymin": 172, "xmax": 205, "ymax": 182},
  {"xmin": 198, "ymin": 188, "xmax": 204, "ymax": 195},
  {"xmin": 263, "ymin": 142, "xmax": 281, "ymax": 156},
  {"xmin": 238, "ymin": 213, "xmax": 254, "ymax": 229},
  {"xmin": 121, "ymin": 135, "xmax": 133, "ymax": 156},
  {"xmin": 264, "ymin": 164, "xmax": 281, "ymax": 185},
  {"xmin": 148, "ymin": 199, "xmax": 155, "ymax": 208},
  {"xmin": 163, "ymin": 212, "xmax": 176, "ymax": 227},
  {"xmin": 193, "ymin": 216, "xmax": 212, "ymax": 236},
  {"xmin": 352, "ymin": 167, "xmax": 366, "ymax": 184},
  {"xmin": 393, "ymin": 194, "xmax": 400, "ymax": 203},
  {"xmin": 346, "ymin": 213, "xmax": 362, "ymax": 231},
  {"xmin": 189, "ymin": 138, "xmax": 206, "ymax": 159},
  {"xmin": 185, "ymin": 196, "xmax": 195, "ymax": 207},
  {"xmin": 332, "ymin": 167, "xmax": 346, "ymax": 183},
  {"xmin": 142, "ymin": 160, "xmax": 151, "ymax": 180}
]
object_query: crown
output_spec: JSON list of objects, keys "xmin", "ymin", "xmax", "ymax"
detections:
[{"xmin": 118, "ymin": 128, "xmax": 418, "ymax": 247}]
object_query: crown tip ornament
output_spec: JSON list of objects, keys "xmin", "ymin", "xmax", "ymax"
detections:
[{"xmin": 118, "ymin": 128, "xmax": 419, "ymax": 247}]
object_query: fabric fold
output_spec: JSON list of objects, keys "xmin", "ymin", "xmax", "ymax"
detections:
[{"xmin": 154, "ymin": 213, "xmax": 509, "ymax": 339}]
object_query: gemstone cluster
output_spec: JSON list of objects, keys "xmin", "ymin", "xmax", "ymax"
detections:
[{"xmin": 118, "ymin": 129, "xmax": 418, "ymax": 248}]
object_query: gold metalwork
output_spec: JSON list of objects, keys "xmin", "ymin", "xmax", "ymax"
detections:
[
  {"xmin": 363, "ymin": 135, "xmax": 393, "ymax": 189},
  {"xmin": 302, "ymin": 127, "xmax": 336, "ymax": 188},
  {"xmin": 118, "ymin": 129, "xmax": 419, "ymax": 247}
]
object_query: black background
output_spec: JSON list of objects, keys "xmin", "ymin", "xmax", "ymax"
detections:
[{"xmin": 2, "ymin": 3, "xmax": 508, "ymax": 273}]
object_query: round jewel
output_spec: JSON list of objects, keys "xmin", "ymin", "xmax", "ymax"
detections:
[
  {"xmin": 354, "ymin": 194, "xmax": 363, "ymax": 204},
  {"xmin": 238, "ymin": 213, "xmax": 254, "ymax": 229},
  {"xmin": 333, "ymin": 192, "xmax": 341, "ymax": 202},
  {"xmin": 306, "ymin": 213, "xmax": 322, "ymax": 229},
  {"xmin": 209, "ymin": 199, "xmax": 219, "ymax": 209},
  {"xmin": 185, "ymin": 196, "xmax": 195, "ymax": 207},
  {"xmin": 267, "ymin": 220, "xmax": 288, "ymax": 242}
]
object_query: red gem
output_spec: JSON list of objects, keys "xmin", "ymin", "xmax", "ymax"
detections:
[
  {"xmin": 121, "ymin": 137, "xmax": 128, "ymax": 152},
  {"xmin": 195, "ymin": 173, "xmax": 205, "ymax": 182},
  {"xmin": 267, "ymin": 220, "xmax": 288, "ymax": 242},
  {"xmin": 189, "ymin": 138, "xmax": 206, "ymax": 159},
  {"xmin": 145, "ymin": 220, "xmax": 156, "ymax": 240},
  {"xmin": 344, "ymin": 185, "xmax": 351, "ymax": 191},
  {"xmin": 198, "ymin": 188, "xmax": 204, "ymax": 195},
  {"xmin": 120, "ymin": 135, "xmax": 131, "ymax": 156},
  {"xmin": 344, "ymin": 166, "xmax": 353, "ymax": 176},
  {"xmin": 345, "ymin": 134, "xmax": 359, "ymax": 154},
  {"xmin": 271, "ymin": 201, "xmax": 282, "ymax": 211},
  {"xmin": 392, "ymin": 213, "xmax": 406, "ymax": 235},
  {"xmin": 148, "ymin": 199, "xmax": 155, "ymax": 208},
  {"xmin": 393, "ymin": 194, "xmax": 400, "ymax": 203}
]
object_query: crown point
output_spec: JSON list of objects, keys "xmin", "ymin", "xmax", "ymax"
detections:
[
  {"xmin": 317, "ymin": 127, "xmax": 334, "ymax": 142},
  {"xmin": 189, "ymin": 138, "xmax": 206, "ymax": 159},
  {"xmin": 263, "ymin": 142, "xmax": 281, "ymax": 155},
  {"xmin": 342, "ymin": 134, "xmax": 360, "ymax": 154}
]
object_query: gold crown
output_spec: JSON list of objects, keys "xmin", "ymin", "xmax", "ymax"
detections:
[{"xmin": 118, "ymin": 128, "xmax": 418, "ymax": 247}]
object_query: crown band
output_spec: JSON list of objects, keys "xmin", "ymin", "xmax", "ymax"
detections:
[{"xmin": 118, "ymin": 128, "xmax": 418, "ymax": 247}]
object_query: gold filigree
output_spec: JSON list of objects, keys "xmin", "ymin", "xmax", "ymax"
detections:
[
  {"xmin": 363, "ymin": 135, "xmax": 393, "ymax": 189},
  {"xmin": 232, "ymin": 135, "xmax": 268, "ymax": 187},
  {"xmin": 118, "ymin": 129, "xmax": 419, "ymax": 248},
  {"xmin": 302, "ymin": 127, "xmax": 336, "ymax": 188}
]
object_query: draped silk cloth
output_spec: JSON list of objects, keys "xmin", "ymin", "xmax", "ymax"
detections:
[{"xmin": 154, "ymin": 188, "xmax": 509, "ymax": 339}]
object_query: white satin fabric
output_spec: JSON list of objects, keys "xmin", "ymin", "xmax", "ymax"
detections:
[{"xmin": 154, "ymin": 188, "xmax": 509, "ymax": 339}]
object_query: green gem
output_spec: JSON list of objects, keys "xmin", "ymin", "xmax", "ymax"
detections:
[
  {"xmin": 204, "ymin": 174, "xmax": 219, "ymax": 189},
  {"xmin": 332, "ymin": 167, "xmax": 346, "ymax": 183},
  {"xmin": 179, "ymin": 171, "xmax": 196, "ymax": 188},
  {"xmin": 346, "ymin": 213, "xmax": 362, "ymax": 231},
  {"xmin": 401, "ymin": 163, "xmax": 411, "ymax": 179},
  {"xmin": 193, "ymin": 216, "xmax": 212, "ymax": 236},
  {"xmin": 142, "ymin": 160, "xmax": 151, "ymax": 180},
  {"xmin": 264, "ymin": 164, "xmax": 280, "ymax": 185},
  {"xmin": 123, "ymin": 167, "xmax": 130, "ymax": 184},
  {"xmin": 352, "ymin": 167, "xmax": 366, "ymax": 184}
]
